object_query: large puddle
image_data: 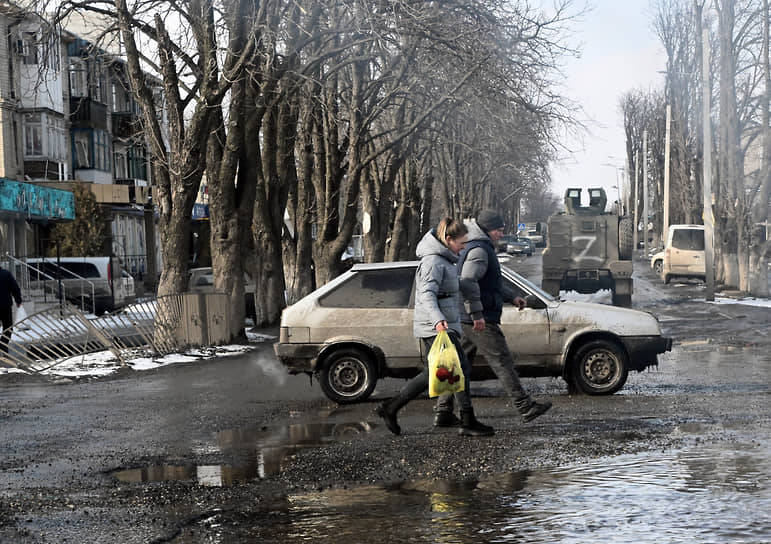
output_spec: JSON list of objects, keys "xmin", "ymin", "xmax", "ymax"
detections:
[
  {"xmin": 171, "ymin": 433, "xmax": 770, "ymax": 543},
  {"xmin": 111, "ymin": 420, "xmax": 375, "ymax": 486}
]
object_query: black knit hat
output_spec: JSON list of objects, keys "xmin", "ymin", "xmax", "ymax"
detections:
[{"xmin": 477, "ymin": 209, "xmax": 505, "ymax": 232}]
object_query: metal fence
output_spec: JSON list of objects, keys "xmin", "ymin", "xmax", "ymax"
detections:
[{"xmin": 0, "ymin": 293, "xmax": 231, "ymax": 373}]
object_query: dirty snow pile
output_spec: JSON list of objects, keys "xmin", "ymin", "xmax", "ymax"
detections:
[{"xmin": 0, "ymin": 330, "xmax": 277, "ymax": 379}]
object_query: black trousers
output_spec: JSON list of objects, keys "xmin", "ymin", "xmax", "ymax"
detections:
[{"xmin": 0, "ymin": 305, "xmax": 13, "ymax": 354}]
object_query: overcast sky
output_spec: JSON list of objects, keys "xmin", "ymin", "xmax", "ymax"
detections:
[{"xmin": 550, "ymin": 1, "xmax": 667, "ymax": 204}]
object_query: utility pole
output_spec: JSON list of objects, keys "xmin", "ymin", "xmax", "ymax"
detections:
[
  {"xmin": 633, "ymin": 151, "xmax": 640, "ymax": 252},
  {"xmin": 663, "ymin": 104, "xmax": 671, "ymax": 239},
  {"xmin": 643, "ymin": 130, "xmax": 649, "ymax": 257},
  {"xmin": 702, "ymin": 28, "xmax": 715, "ymax": 301}
]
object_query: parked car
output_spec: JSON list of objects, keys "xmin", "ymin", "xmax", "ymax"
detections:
[
  {"xmin": 506, "ymin": 237, "xmax": 534, "ymax": 256},
  {"xmin": 27, "ymin": 256, "xmax": 135, "ymax": 315},
  {"xmin": 660, "ymin": 225, "xmax": 705, "ymax": 284},
  {"xmin": 497, "ymin": 234, "xmax": 518, "ymax": 253},
  {"xmin": 523, "ymin": 229, "xmax": 545, "ymax": 248},
  {"xmin": 274, "ymin": 262, "xmax": 672, "ymax": 403},
  {"xmin": 187, "ymin": 267, "xmax": 256, "ymax": 320}
]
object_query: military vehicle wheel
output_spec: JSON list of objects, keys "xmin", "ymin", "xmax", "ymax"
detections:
[
  {"xmin": 618, "ymin": 218, "xmax": 634, "ymax": 259},
  {"xmin": 542, "ymin": 280, "xmax": 560, "ymax": 297},
  {"xmin": 319, "ymin": 347, "xmax": 378, "ymax": 404},
  {"xmin": 612, "ymin": 293, "xmax": 632, "ymax": 307},
  {"xmin": 571, "ymin": 339, "xmax": 629, "ymax": 395}
]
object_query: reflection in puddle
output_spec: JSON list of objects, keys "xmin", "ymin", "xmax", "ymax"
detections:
[
  {"xmin": 111, "ymin": 421, "xmax": 373, "ymax": 486},
  {"xmin": 175, "ymin": 435, "xmax": 771, "ymax": 543}
]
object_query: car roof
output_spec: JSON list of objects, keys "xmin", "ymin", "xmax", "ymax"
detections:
[
  {"xmin": 668, "ymin": 224, "xmax": 704, "ymax": 230},
  {"xmin": 351, "ymin": 261, "xmax": 418, "ymax": 271}
]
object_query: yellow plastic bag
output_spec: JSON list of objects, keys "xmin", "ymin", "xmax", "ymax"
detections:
[{"xmin": 428, "ymin": 331, "xmax": 465, "ymax": 398}]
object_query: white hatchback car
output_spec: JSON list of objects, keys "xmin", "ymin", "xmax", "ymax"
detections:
[
  {"xmin": 275, "ymin": 262, "xmax": 672, "ymax": 403},
  {"xmin": 660, "ymin": 225, "xmax": 706, "ymax": 284}
]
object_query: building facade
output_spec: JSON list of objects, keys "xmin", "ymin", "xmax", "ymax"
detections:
[{"xmin": 0, "ymin": 4, "xmax": 165, "ymax": 291}]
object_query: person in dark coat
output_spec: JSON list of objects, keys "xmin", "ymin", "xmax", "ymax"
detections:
[
  {"xmin": 376, "ymin": 218, "xmax": 494, "ymax": 437},
  {"xmin": 433, "ymin": 210, "xmax": 552, "ymax": 426},
  {"xmin": 0, "ymin": 266, "xmax": 23, "ymax": 353}
]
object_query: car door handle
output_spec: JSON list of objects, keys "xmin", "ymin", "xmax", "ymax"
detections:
[{"xmin": 555, "ymin": 326, "xmax": 567, "ymax": 332}]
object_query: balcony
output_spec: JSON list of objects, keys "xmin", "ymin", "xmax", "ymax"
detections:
[
  {"xmin": 69, "ymin": 97, "xmax": 108, "ymax": 130},
  {"xmin": 112, "ymin": 111, "xmax": 140, "ymax": 139}
]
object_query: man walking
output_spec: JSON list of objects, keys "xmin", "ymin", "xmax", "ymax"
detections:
[
  {"xmin": 435, "ymin": 210, "xmax": 552, "ymax": 429},
  {"xmin": 0, "ymin": 265, "xmax": 23, "ymax": 354}
]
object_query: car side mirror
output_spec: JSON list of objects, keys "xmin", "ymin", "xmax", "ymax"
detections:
[{"xmin": 525, "ymin": 294, "xmax": 547, "ymax": 310}]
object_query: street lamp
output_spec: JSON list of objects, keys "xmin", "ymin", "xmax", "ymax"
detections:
[{"xmin": 601, "ymin": 163, "xmax": 624, "ymax": 214}]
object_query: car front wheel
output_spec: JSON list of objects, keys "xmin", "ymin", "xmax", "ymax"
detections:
[
  {"xmin": 570, "ymin": 339, "xmax": 629, "ymax": 395},
  {"xmin": 653, "ymin": 259, "xmax": 663, "ymax": 275},
  {"xmin": 319, "ymin": 348, "xmax": 378, "ymax": 404}
]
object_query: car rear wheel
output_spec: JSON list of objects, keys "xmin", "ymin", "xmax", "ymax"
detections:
[
  {"xmin": 570, "ymin": 339, "xmax": 628, "ymax": 395},
  {"xmin": 319, "ymin": 348, "xmax": 378, "ymax": 404}
]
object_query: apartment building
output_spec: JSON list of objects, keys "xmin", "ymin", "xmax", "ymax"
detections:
[
  {"xmin": 0, "ymin": 3, "xmax": 166, "ymax": 289},
  {"xmin": 0, "ymin": 5, "xmax": 74, "ymax": 259}
]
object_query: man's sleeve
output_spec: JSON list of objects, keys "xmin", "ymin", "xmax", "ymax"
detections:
[
  {"xmin": 501, "ymin": 283, "xmax": 517, "ymax": 303},
  {"xmin": 10, "ymin": 275, "xmax": 22, "ymax": 305},
  {"xmin": 459, "ymin": 247, "xmax": 488, "ymax": 321}
]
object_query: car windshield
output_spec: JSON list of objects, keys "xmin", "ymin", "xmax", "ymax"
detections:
[
  {"xmin": 672, "ymin": 229, "xmax": 704, "ymax": 250},
  {"xmin": 501, "ymin": 266, "xmax": 556, "ymax": 301}
]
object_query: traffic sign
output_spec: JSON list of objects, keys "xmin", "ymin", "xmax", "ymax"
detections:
[{"xmin": 518, "ymin": 223, "xmax": 526, "ymax": 231}]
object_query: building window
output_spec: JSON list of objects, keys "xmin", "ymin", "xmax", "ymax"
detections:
[
  {"xmin": 47, "ymin": 117, "xmax": 66, "ymax": 161},
  {"xmin": 21, "ymin": 32, "xmax": 38, "ymax": 64},
  {"xmin": 128, "ymin": 145, "xmax": 148, "ymax": 180},
  {"xmin": 114, "ymin": 149, "xmax": 128, "ymax": 179},
  {"xmin": 70, "ymin": 59, "xmax": 88, "ymax": 98},
  {"xmin": 72, "ymin": 129, "xmax": 111, "ymax": 171},
  {"xmin": 73, "ymin": 130, "xmax": 91, "ymax": 168},
  {"xmin": 23, "ymin": 112, "xmax": 65, "ymax": 160},
  {"xmin": 23, "ymin": 113, "xmax": 43, "ymax": 156},
  {"xmin": 94, "ymin": 130, "xmax": 110, "ymax": 171}
]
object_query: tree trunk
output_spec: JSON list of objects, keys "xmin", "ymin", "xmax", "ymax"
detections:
[
  {"xmin": 749, "ymin": 0, "xmax": 771, "ymax": 296},
  {"xmin": 207, "ymin": 75, "xmax": 255, "ymax": 341},
  {"xmin": 716, "ymin": 0, "xmax": 744, "ymax": 290}
]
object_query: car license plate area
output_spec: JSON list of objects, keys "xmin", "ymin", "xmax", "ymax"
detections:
[{"xmin": 578, "ymin": 270, "xmax": 599, "ymax": 281}]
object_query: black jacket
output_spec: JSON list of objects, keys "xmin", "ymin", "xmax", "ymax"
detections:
[{"xmin": 0, "ymin": 268, "xmax": 22, "ymax": 308}]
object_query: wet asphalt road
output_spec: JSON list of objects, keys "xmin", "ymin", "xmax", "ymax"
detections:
[{"xmin": 0, "ymin": 252, "xmax": 769, "ymax": 543}]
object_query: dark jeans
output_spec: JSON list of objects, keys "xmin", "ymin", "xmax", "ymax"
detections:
[
  {"xmin": 0, "ymin": 305, "xmax": 13, "ymax": 354},
  {"xmin": 435, "ymin": 322, "xmax": 531, "ymax": 414},
  {"xmin": 394, "ymin": 331, "xmax": 473, "ymax": 412}
]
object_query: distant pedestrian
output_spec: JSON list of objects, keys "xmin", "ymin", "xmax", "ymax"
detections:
[
  {"xmin": 0, "ymin": 265, "xmax": 23, "ymax": 354},
  {"xmin": 433, "ymin": 210, "xmax": 552, "ymax": 426},
  {"xmin": 376, "ymin": 218, "xmax": 494, "ymax": 436}
]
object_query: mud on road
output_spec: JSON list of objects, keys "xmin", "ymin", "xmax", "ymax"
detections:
[{"xmin": 0, "ymin": 259, "xmax": 769, "ymax": 543}]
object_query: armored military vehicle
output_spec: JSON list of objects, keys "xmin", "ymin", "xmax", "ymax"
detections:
[{"xmin": 541, "ymin": 187, "xmax": 634, "ymax": 307}]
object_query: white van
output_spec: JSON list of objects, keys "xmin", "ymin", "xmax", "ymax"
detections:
[
  {"xmin": 27, "ymin": 257, "xmax": 135, "ymax": 314},
  {"xmin": 661, "ymin": 225, "xmax": 706, "ymax": 284}
]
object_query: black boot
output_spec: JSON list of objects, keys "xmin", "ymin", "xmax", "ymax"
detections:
[
  {"xmin": 376, "ymin": 398, "xmax": 402, "ymax": 435},
  {"xmin": 520, "ymin": 400, "xmax": 552, "ymax": 423},
  {"xmin": 459, "ymin": 408, "xmax": 495, "ymax": 436},
  {"xmin": 434, "ymin": 411, "xmax": 462, "ymax": 427}
]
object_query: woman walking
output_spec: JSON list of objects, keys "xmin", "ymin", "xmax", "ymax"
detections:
[{"xmin": 376, "ymin": 218, "xmax": 494, "ymax": 437}]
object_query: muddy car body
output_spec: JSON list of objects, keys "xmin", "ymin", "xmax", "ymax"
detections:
[{"xmin": 275, "ymin": 262, "xmax": 671, "ymax": 403}]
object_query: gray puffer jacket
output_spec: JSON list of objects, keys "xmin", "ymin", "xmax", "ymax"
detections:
[{"xmin": 413, "ymin": 229, "xmax": 462, "ymax": 338}]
